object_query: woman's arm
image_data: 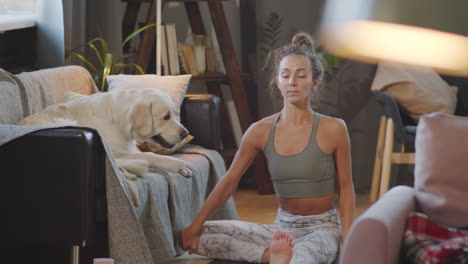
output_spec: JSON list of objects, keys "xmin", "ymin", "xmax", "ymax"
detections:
[
  {"xmin": 334, "ymin": 119, "xmax": 355, "ymax": 241},
  {"xmin": 180, "ymin": 121, "xmax": 265, "ymax": 252}
]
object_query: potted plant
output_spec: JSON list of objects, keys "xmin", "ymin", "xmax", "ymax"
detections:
[{"xmin": 66, "ymin": 24, "xmax": 155, "ymax": 91}]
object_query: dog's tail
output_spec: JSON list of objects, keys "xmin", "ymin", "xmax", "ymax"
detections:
[{"xmin": 116, "ymin": 158, "xmax": 149, "ymax": 180}]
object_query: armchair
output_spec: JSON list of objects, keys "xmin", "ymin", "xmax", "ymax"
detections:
[
  {"xmin": 340, "ymin": 113, "xmax": 468, "ymax": 264},
  {"xmin": 370, "ymin": 92, "xmax": 416, "ymax": 202},
  {"xmin": 369, "ymin": 62, "xmax": 461, "ymax": 202}
]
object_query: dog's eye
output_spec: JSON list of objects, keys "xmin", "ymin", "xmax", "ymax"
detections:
[{"xmin": 163, "ymin": 112, "xmax": 171, "ymax": 120}]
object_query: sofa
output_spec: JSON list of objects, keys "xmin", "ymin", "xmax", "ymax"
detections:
[
  {"xmin": 0, "ymin": 66, "xmax": 238, "ymax": 264},
  {"xmin": 339, "ymin": 113, "xmax": 468, "ymax": 264}
]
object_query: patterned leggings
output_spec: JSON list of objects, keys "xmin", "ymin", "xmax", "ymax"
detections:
[{"xmin": 196, "ymin": 208, "xmax": 342, "ymax": 264}]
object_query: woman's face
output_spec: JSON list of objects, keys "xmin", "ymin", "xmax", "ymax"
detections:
[{"xmin": 276, "ymin": 54, "xmax": 316, "ymax": 105}]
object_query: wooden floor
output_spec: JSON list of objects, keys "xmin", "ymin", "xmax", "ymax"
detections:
[{"xmin": 163, "ymin": 189, "xmax": 372, "ymax": 264}]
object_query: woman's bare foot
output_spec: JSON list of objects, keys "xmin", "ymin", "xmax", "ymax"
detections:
[{"xmin": 270, "ymin": 230, "xmax": 294, "ymax": 264}]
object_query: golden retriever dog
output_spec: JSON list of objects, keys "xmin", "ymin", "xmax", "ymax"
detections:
[{"xmin": 17, "ymin": 89, "xmax": 193, "ymax": 179}]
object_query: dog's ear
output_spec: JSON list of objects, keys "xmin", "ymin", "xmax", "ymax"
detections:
[{"xmin": 129, "ymin": 100, "xmax": 153, "ymax": 137}]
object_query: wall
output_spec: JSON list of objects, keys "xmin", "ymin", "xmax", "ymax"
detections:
[{"xmin": 249, "ymin": 0, "xmax": 326, "ymax": 118}]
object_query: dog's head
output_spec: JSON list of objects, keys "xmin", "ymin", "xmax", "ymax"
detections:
[{"xmin": 127, "ymin": 89, "xmax": 188, "ymax": 149}]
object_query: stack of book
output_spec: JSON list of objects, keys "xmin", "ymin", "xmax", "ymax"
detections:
[
  {"xmin": 178, "ymin": 34, "xmax": 217, "ymax": 76},
  {"xmin": 159, "ymin": 24, "xmax": 217, "ymax": 76}
]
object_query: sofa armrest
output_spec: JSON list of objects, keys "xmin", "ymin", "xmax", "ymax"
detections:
[
  {"xmin": 181, "ymin": 93, "xmax": 222, "ymax": 151},
  {"xmin": 0, "ymin": 128, "xmax": 107, "ymax": 247},
  {"xmin": 340, "ymin": 186, "xmax": 416, "ymax": 264}
]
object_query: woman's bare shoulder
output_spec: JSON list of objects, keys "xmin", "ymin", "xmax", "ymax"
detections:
[
  {"xmin": 249, "ymin": 114, "xmax": 276, "ymax": 132},
  {"xmin": 318, "ymin": 113, "xmax": 348, "ymax": 136},
  {"xmin": 242, "ymin": 114, "xmax": 277, "ymax": 148}
]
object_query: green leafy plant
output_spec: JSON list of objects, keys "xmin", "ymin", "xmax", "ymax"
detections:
[
  {"xmin": 260, "ymin": 12, "xmax": 284, "ymax": 62},
  {"xmin": 66, "ymin": 24, "xmax": 155, "ymax": 91},
  {"xmin": 322, "ymin": 51, "xmax": 342, "ymax": 71}
]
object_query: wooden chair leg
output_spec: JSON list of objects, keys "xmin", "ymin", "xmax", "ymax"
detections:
[
  {"xmin": 71, "ymin": 246, "xmax": 79, "ymax": 264},
  {"xmin": 370, "ymin": 116, "xmax": 387, "ymax": 202},
  {"xmin": 379, "ymin": 118, "xmax": 394, "ymax": 198}
]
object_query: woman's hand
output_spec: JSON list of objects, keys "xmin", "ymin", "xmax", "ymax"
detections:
[{"xmin": 179, "ymin": 224, "xmax": 200, "ymax": 254}]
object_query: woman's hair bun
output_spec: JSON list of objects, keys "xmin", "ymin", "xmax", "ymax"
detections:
[{"xmin": 291, "ymin": 32, "xmax": 316, "ymax": 51}]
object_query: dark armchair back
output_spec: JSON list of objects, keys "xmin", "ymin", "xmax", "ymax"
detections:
[{"xmin": 181, "ymin": 93, "xmax": 222, "ymax": 152}]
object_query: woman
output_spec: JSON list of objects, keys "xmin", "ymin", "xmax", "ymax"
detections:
[{"xmin": 180, "ymin": 32, "xmax": 355, "ymax": 264}]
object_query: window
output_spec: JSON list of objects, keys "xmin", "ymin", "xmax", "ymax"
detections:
[{"xmin": 0, "ymin": 0, "xmax": 37, "ymax": 32}]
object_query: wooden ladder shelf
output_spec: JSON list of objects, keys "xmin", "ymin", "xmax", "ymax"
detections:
[{"xmin": 122, "ymin": 0, "xmax": 274, "ymax": 194}]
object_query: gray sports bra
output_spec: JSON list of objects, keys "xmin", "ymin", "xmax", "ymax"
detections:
[{"xmin": 264, "ymin": 112, "xmax": 337, "ymax": 198}]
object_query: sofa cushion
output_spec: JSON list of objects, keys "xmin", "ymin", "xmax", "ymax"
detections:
[
  {"xmin": 106, "ymin": 74, "xmax": 191, "ymax": 121},
  {"xmin": 0, "ymin": 68, "xmax": 23, "ymax": 124},
  {"xmin": 16, "ymin": 66, "xmax": 98, "ymax": 116},
  {"xmin": 415, "ymin": 113, "xmax": 468, "ymax": 228}
]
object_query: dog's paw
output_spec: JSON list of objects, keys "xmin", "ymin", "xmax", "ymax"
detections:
[
  {"xmin": 161, "ymin": 157, "xmax": 193, "ymax": 177},
  {"xmin": 179, "ymin": 166, "xmax": 193, "ymax": 178},
  {"xmin": 117, "ymin": 158, "xmax": 149, "ymax": 179},
  {"xmin": 121, "ymin": 168, "xmax": 138, "ymax": 180}
]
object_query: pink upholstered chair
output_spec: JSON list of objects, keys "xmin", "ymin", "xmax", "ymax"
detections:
[{"xmin": 339, "ymin": 113, "xmax": 468, "ymax": 264}]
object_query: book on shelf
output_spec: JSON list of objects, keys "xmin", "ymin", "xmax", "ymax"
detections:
[
  {"xmin": 178, "ymin": 42, "xmax": 200, "ymax": 76},
  {"xmin": 177, "ymin": 42, "xmax": 189, "ymax": 75},
  {"xmin": 165, "ymin": 24, "xmax": 180, "ymax": 75},
  {"xmin": 161, "ymin": 25, "xmax": 169, "ymax": 75},
  {"xmin": 205, "ymin": 35, "xmax": 216, "ymax": 72}
]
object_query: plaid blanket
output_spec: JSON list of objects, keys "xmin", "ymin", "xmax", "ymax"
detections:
[{"xmin": 401, "ymin": 212, "xmax": 468, "ymax": 264}]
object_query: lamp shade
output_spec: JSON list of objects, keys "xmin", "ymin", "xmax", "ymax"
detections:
[{"xmin": 318, "ymin": 0, "xmax": 468, "ymax": 76}]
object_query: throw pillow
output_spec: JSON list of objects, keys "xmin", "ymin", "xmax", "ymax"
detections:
[
  {"xmin": 401, "ymin": 212, "xmax": 468, "ymax": 263},
  {"xmin": 106, "ymin": 74, "xmax": 192, "ymax": 121},
  {"xmin": 371, "ymin": 62, "xmax": 457, "ymax": 120},
  {"xmin": 415, "ymin": 113, "xmax": 468, "ymax": 228}
]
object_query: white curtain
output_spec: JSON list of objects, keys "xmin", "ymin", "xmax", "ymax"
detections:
[
  {"xmin": 62, "ymin": 0, "xmax": 86, "ymax": 60},
  {"xmin": 31, "ymin": 0, "xmax": 123, "ymax": 68},
  {"xmin": 37, "ymin": 0, "xmax": 65, "ymax": 68}
]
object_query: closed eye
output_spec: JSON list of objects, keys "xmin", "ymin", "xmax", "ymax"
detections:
[{"xmin": 163, "ymin": 112, "xmax": 171, "ymax": 120}]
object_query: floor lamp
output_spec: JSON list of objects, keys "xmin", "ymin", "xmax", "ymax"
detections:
[
  {"xmin": 317, "ymin": 0, "xmax": 468, "ymax": 199},
  {"xmin": 155, "ymin": 0, "xmax": 162, "ymax": 76},
  {"xmin": 318, "ymin": 0, "xmax": 468, "ymax": 77}
]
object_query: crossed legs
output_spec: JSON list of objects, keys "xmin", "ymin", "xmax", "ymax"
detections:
[
  {"xmin": 195, "ymin": 220, "xmax": 293, "ymax": 263},
  {"xmin": 194, "ymin": 214, "xmax": 341, "ymax": 264}
]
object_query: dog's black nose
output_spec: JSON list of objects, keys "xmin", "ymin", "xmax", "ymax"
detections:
[{"xmin": 180, "ymin": 130, "xmax": 189, "ymax": 139}]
